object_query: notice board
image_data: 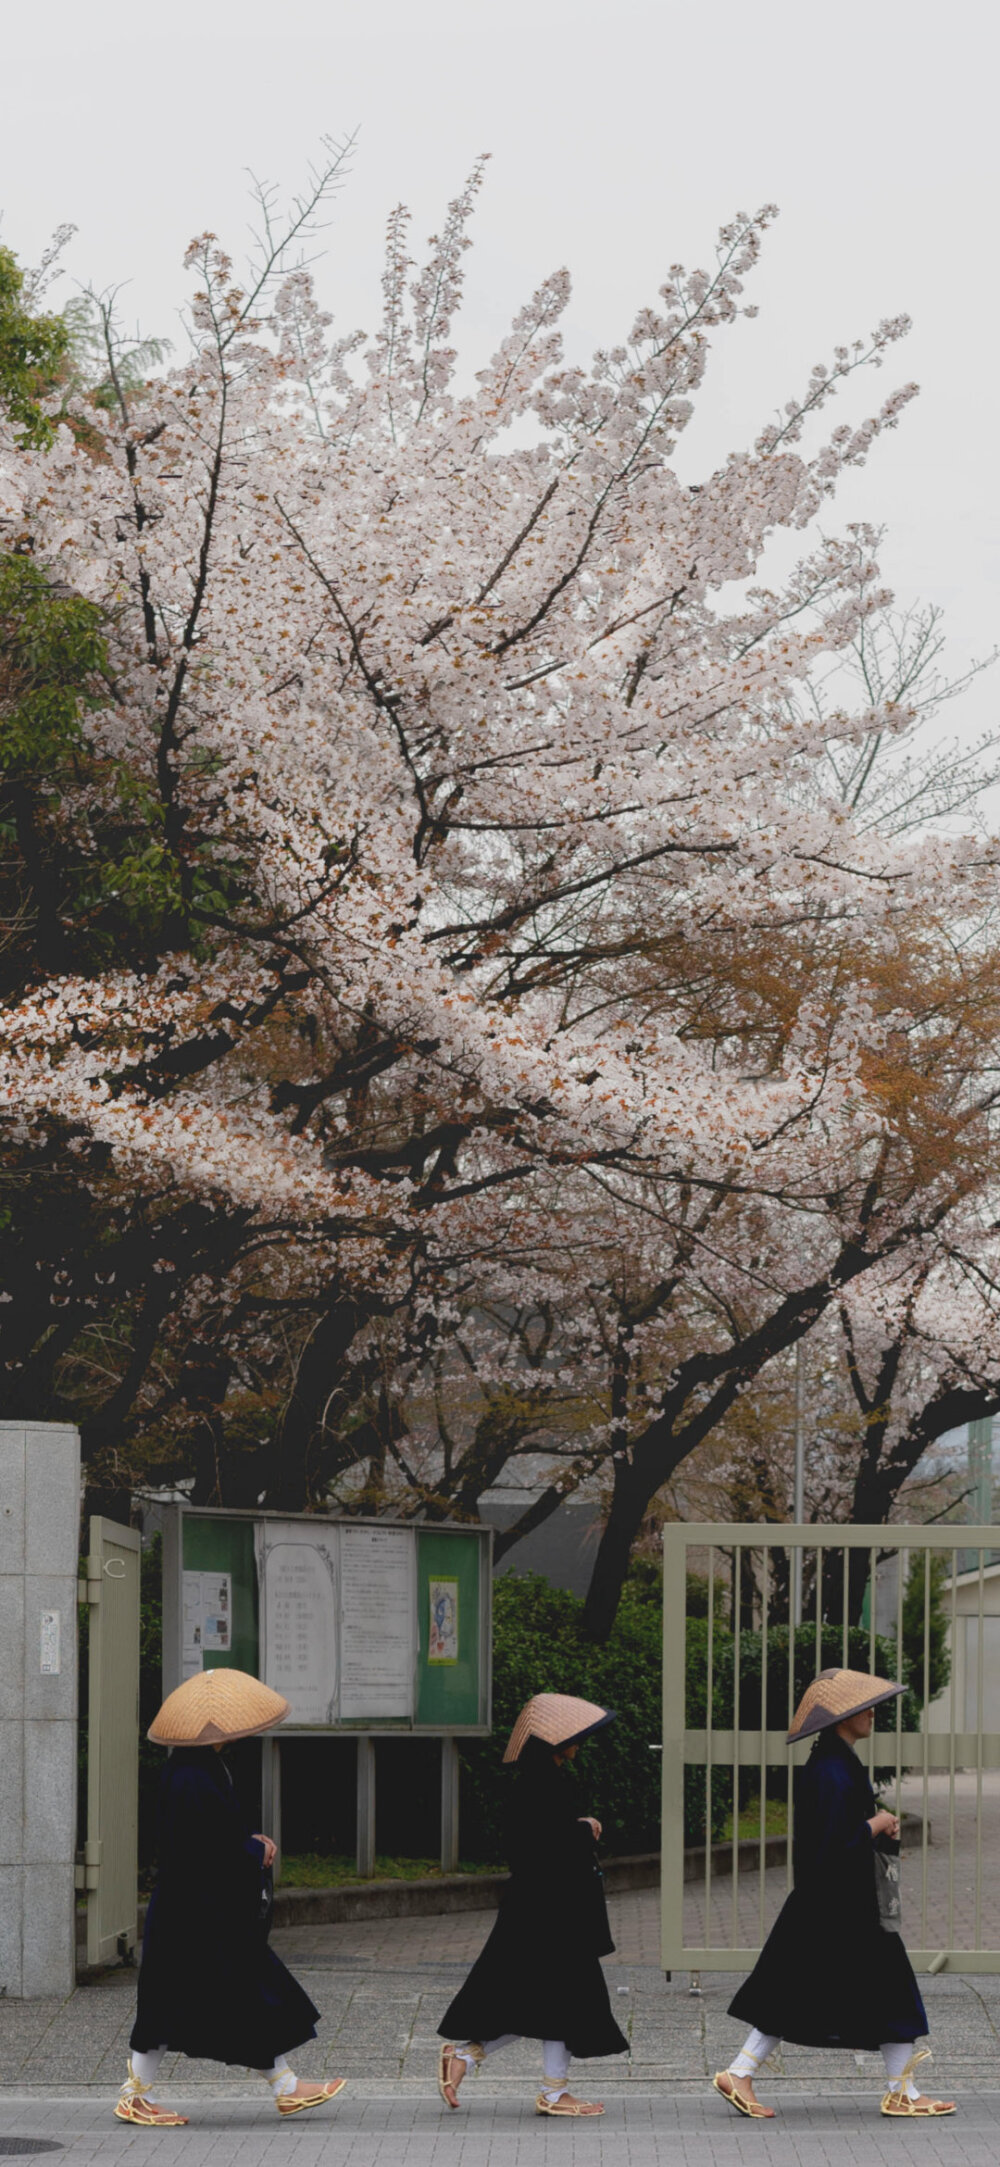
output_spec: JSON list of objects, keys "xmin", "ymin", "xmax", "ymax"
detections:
[{"xmin": 162, "ymin": 1508, "xmax": 490, "ymax": 1733}]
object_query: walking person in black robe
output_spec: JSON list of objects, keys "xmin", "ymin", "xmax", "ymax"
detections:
[
  {"xmin": 117, "ymin": 1667, "xmax": 346, "ymax": 2126},
  {"xmin": 715, "ymin": 1667, "xmax": 955, "ymax": 2121},
  {"xmin": 437, "ymin": 1693, "xmax": 628, "ymax": 2117}
]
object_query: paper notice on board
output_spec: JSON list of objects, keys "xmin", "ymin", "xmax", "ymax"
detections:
[
  {"xmin": 428, "ymin": 1578, "xmax": 459, "ymax": 1664},
  {"xmin": 256, "ymin": 1523, "xmax": 338, "ymax": 1725},
  {"xmin": 340, "ymin": 1526, "xmax": 415, "ymax": 1718},
  {"xmin": 182, "ymin": 1570, "xmax": 232, "ymax": 1676}
]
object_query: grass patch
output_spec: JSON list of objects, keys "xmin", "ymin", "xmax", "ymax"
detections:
[
  {"xmin": 718, "ymin": 1797, "xmax": 789, "ymax": 1843},
  {"xmin": 278, "ymin": 1852, "xmax": 498, "ymax": 1888}
]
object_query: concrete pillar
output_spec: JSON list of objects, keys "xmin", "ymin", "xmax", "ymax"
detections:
[{"xmin": 0, "ymin": 1422, "xmax": 81, "ymax": 1997}]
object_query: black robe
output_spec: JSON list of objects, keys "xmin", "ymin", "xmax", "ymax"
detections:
[
  {"xmin": 131, "ymin": 1747, "xmax": 319, "ymax": 2068},
  {"xmin": 728, "ymin": 1728, "xmax": 928, "ymax": 2049},
  {"xmin": 439, "ymin": 1747, "xmax": 628, "ymax": 2060}
]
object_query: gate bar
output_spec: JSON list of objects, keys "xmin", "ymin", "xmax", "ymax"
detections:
[{"xmin": 663, "ymin": 1523, "xmax": 1000, "ymax": 1976}]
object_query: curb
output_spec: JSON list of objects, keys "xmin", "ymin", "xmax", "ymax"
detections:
[
  {"xmin": 269, "ymin": 1851, "xmax": 660, "ymax": 1926},
  {"xmin": 75, "ymin": 1813, "xmax": 928, "ymax": 1963}
]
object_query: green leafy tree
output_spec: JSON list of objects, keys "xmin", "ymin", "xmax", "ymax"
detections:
[
  {"xmin": 459, "ymin": 1571, "xmax": 666, "ymax": 1861},
  {"xmin": 0, "ymin": 246, "xmax": 68, "ymax": 445},
  {"xmin": 59, "ymin": 290, "xmax": 171, "ymax": 412},
  {"xmin": 900, "ymin": 1551, "xmax": 952, "ymax": 1704},
  {"xmin": 0, "ymin": 248, "xmax": 272, "ymax": 1514}
]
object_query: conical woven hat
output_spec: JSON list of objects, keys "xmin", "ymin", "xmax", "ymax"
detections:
[
  {"xmin": 149, "ymin": 1667, "xmax": 290, "ymax": 1746},
  {"xmin": 787, "ymin": 1666, "xmax": 903, "ymax": 1744},
  {"xmin": 503, "ymin": 1692, "xmax": 615, "ymax": 1764}
]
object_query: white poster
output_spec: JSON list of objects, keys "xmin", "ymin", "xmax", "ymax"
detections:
[
  {"xmin": 256, "ymin": 1523, "xmax": 338, "ymax": 1725},
  {"xmin": 340, "ymin": 1526, "xmax": 415, "ymax": 1719},
  {"xmin": 182, "ymin": 1571, "xmax": 232, "ymax": 1678},
  {"xmin": 428, "ymin": 1578, "xmax": 459, "ymax": 1664}
]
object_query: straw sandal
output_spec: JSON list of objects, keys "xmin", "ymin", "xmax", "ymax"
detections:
[
  {"xmin": 438, "ymin": 2041, "xmax": 483, "ymax": 2108},
  {"xmin": 115, "ymin": 2065, "xmax": 188, "ymax": 2126},
  {"xmin": 271, "ymin": 2076, "xmax": 346, "ymax": 2117},
  {"xmin": 535, "ymin": 2093, "xmax": 604, "ymax": 2116},
  {"xmin": 712, "ymin": 2069, "xmax": 775, "ymax": 2119},
  {"xmin": 880, "ymin": 2050, "xmax": 954, "ymax": 2118},
  {"xmin": 881, "ymin": 2095, "xmax": 956, "ymax": 2120}
]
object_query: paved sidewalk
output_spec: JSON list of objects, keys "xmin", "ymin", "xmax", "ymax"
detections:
[
  {"xmin": 687, "ymin": 1774, "xmax": 1000, "ymax": 1952},
  {"xmin": 3, "ymin": 1885, "xmax": 999, "ymax": 2092},
  {"xmin": 3, "ymin": 2089, "xmax": 1000, "ymax": 2167},
  {"xmin": 5, "ymin": 1876, "xmax": 1000, "ymax": 2161}
]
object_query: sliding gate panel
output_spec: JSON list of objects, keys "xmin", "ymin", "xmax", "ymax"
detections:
[
  {"xmin": 662, "ymin": 1523, "xmax": 1000, "ymax": 1976},
  {"xmin": 81, "ymin": 1516, "xmax": 141, "ymax": 1969}
]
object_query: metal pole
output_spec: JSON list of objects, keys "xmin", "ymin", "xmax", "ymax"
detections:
[
  {"xmin": 971, "ymin": 1417, "xmax": 993, "ymax": 1521},
  {"xmin": 963, "ymin": 1418, "xmax": 993, "ymax": 1575},
  {"xmin": 356, "ymin": 1736, "xmax": 376, "ymax": 1878},
  {"xmin": 440, "ymin": 1737, "xmax": 460, "ymax": 1873},
  {"xmin": 792, "ymin": 1340, "xmax": 805, "ymax": 1626},
  {"xmin": 261, "ymin": 1736, "xmax": 282, "ymax": 1880}
]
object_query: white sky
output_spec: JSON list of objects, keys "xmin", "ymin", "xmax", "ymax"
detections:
[{"xmin": 5, "ymin": 0, "xmax": 1000, "ymax": 738}]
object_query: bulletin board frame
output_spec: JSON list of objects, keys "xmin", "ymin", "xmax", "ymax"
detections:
[{"xmin": 162, "ymin": 1506, "xmax": 492, "ymax": 1737}]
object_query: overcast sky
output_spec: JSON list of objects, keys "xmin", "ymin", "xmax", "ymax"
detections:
[{"xmin": 6, "ymin": 0, "xmax": 999, "ymax": 741}]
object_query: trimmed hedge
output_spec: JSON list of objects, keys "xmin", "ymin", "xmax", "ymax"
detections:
[
  {"xmin": 459, "ymin": 1572, "xmax": 664, "ymax": 1861},
  {"xmin": 131, "ymin": 1550, "xmax": 933, "ymax": 1872},
  {"xmin": 459, "ymin": 1572, "xmax": 924, "ymax": 1859}
]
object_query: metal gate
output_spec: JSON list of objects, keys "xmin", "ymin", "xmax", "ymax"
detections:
[
  {"xmin": 77, "ymin": 1516, "xmax": 141, "ymax": 1968},
  {"xmin": 662, "ymin": 1523, "xmax": 1000, "ymax": 1976}
]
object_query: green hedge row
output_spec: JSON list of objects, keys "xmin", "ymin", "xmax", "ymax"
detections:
[
  {"xmin": 459, "ymin": 1571, "xmax": 924, "ymax": 1858},
  {"xmin": 459, "ymin": 1572, "xmax": 664, "ymax": 1861},
  {"xmin": 130, "ymin": 1548, "xmax": 937, "ymax": 1868}
]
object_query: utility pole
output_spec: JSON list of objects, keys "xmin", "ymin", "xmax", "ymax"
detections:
[
  {"xmin": 969, "ymin": 1417, "xmax": 993, "ymax": 1525},
  {"xmin": 965, "ymin": 1417, "xmax": 994, "ymax": 1572},
  {"xmin": 792, "ymin": 1339, "xmax": 805, "ymax": 1626}
]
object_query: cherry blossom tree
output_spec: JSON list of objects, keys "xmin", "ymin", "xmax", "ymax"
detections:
[
  {"xmin": 838, "ymin": 1230, "xmax": 1000, "ymax": 1530},
  {"xmin": 3, "ymin": 155, "xmax": 999, "ymax": 1607}
]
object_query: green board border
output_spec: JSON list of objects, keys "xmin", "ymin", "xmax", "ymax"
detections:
[
  {"xmin": 416, "ymin": 1532, "xmax": 482, "ymax": 1726},
  {"xmin": 171, "ymin": 1510, "xmax": 489, "ymax": 1730},
  {"xmin": 182, "ymin": 1514, "xmax": 259, "ymax": 1674}
]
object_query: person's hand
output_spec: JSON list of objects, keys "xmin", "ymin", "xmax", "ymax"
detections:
[
  {"xmin": 579, "ymin": 1816, "xmax": 602, "ymax": 1841},
  {"xmin": 868, "ymin": 1809, "xmax": 900, "ymax": 1840},
  {"xmin": 254, "ymin": 1833, "xmax": 278, "ymax": 1867}
]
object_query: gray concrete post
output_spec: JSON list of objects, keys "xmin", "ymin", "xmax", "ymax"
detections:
[
  {"xmin": 440, "ymin": 1736, "xmax": 460, "ymax": 1873},
  {"xmin": 356, "ymin": 1736, "xmax": 376, "ymax": 1878},
  {"xmin": 261, "ymin": 1735, "xmax": 282, "ymax": 1877},
  {"xmin": 0, "ymin": 1421, "xmax": 81, "ymax": 1997}
]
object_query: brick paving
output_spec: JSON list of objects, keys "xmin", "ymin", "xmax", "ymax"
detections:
[
  {"xmin": 5, "ymin": 2089, "xmax": 1000, "ymax": 2167},
  {"xmin": 5, "ymin": 1783, "xmax": 1000, "ymax": 2163},
  {"xmin": 3, "ymin": 1886, "xmax": 1000, "ymax": 2095},
  {"xmin": 685, "ymin": 1773, "xmax": 1000, "ymax": 1953}
]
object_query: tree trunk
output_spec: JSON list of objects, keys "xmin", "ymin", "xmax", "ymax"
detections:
[
  {"xmin": 268, "ymin": 1290, "xmax": 370, "ymax": 1508},
  {"xmin": 581, "ymin": 1456, "xmax": 651, "ymax": 1642}
]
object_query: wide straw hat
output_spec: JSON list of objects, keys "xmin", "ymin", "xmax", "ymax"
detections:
[
  {"xmin": 149, "ymin": 1667, "xmax": 290, "ymax": 1746},
  {"xmin": 503, "ymin": 1692, "xmax": 616, "ymax": 1764},
  {"xmin": 787, "ymin": 1666, "xmax": 903, "ymax": 1745}
]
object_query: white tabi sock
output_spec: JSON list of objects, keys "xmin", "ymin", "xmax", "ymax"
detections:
[
  {"xmin": 728, "ymin": 2029, "xmax": 780, "ymax": 2079},
  {"xmin": 129, "ymin": 2047, "xmax": 167, "ymax": 2088},
  {"xmin": 541, "ymin": 2038, "xmax": 571, "ymax": 2099},
  {"xmin": 881, "ymin": 2042, "xmax": 920, "ymax": 2100},
  {"xmin": 265, "ymin": 2055, "xmax": 297, "ymax": 2099}
]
